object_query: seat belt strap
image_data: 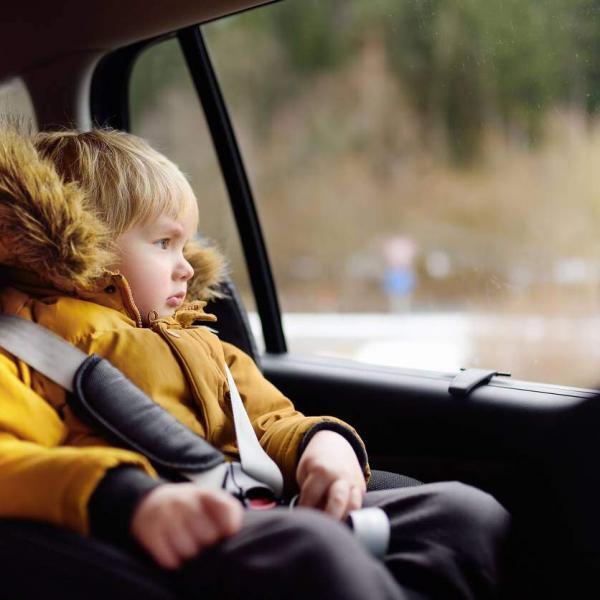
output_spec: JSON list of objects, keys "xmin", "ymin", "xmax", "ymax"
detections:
[
  {"xmin": 0, "ymin": 314, "xmax": 225, "ymax": 472},
  {"xmin": 0, "ymin": 314, "xmax": 283, "ymax": 496},
  {"xmin": 0, "ymin": 314, "xmax": 85, "ymax": 393},
  {"xmin": 224, "ymin": 364, "xmax": 283, "ymax": 496}
]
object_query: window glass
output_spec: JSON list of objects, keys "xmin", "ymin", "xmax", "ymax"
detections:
[
  {"xmin": 0, "ymin": 78, "xmax": 37, "ymax": 128},
  {"xmin": 204, "ymin": 0, "xmax": 600, "ymax": 388},
  {"xmin": 129, "ymin": 38, "xmax": 263, "ymax": 350}
]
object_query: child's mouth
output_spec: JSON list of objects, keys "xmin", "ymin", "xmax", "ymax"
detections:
[{"xmin": 167, "ymin": 293, "xmax": 185, "ymax": 308}]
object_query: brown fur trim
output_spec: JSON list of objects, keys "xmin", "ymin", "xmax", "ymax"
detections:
[
  {"xmin": 184, "ymin": 239, "xmax": 227, "ymax": 301},
  {"xmin": 0, "ymin": 129, "xmax": 114, "ymax": 291}
]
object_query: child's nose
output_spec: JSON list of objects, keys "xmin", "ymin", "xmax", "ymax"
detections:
[{"xmin": 176, "ymin": 258, "xmax": 194, "ymax": 281}]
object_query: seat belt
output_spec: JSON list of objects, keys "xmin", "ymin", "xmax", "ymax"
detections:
[
  {"xmin": 0, "ymin": 314, "xmax": 282, "ymax": 497},
  {"xmin": 0, "ymin": 314, "xmax": 390, "ymax": 557},
  {"xmin": 223, "ymin": 364, "xmax": 283, "ymax": 496}
]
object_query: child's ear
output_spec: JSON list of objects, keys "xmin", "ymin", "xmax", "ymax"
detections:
[{"xmin": 183, "ymin": 239, "xmax": 227, "ymax": 301}]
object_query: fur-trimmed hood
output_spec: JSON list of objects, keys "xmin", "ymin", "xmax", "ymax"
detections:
[{"xmin": 0, "ymin": 129, "xmax": 224, "ymax": 300}]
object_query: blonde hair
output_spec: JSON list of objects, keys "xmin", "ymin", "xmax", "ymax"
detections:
[{"xmin": 33, "ymin": 129, "xmax": 198, "ymax": 235}]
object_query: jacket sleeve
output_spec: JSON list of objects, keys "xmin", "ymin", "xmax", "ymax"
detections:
[
  {"xmin": 0, "ymin": 353, "xmax": 156, "ymax": 535},
  {"xmin": 221, "ymin": 342, "xmax": 370, "ymax": 491},
  {"xmin": 89, "ymin": 466, "xmax": 164, "ymax": 545}
]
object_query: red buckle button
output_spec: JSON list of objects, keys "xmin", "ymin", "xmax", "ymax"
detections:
[{"xmin": 248, "ymin": 498, "xmax": 277, "ymax": 510}]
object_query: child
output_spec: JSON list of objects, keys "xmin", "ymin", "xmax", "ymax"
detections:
[{"xmin": 0, "ymin": 128, "xmax": 509, "ymax": 599}]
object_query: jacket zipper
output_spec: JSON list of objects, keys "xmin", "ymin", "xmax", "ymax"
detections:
[{"xmin": 117, "ymin": 278, "xmax": 143, "ymax": 327}]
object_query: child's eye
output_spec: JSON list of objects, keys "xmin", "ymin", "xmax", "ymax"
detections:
[{"xmin": 154, "ymin": 238, "xmax": 170, "ymax": 249}]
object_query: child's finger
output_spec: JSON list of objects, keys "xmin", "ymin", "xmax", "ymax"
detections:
[
  {"xmin": 298, "ymin": 472, "xmax": 331, "ymax": 509},
  {"xmin": 166, "ymin": 521, "xmax": 202, "ymax": 561},
  {"xmin": 188, "ymin": 512, "xmax": 219, "ymax": 548},
  {"xmin": 187, "ymin": 501, "xmax": 223, "ymax": 548},
  {"xmin": 324, "ymin": 479, "xmax": 351, "ymax": 520},
  {"xmin": 202, "ymin": 491, "xmax": 244, "ymax": 538},
  {"xmin": 147, "ymin": 532, "xmax": 182, "ymax": 570},
  {"xmin": 349, "ymin": 485, "xmax": 363, "ymax": 512}
]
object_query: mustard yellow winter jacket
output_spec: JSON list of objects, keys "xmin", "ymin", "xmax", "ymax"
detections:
[{"xmin": 0, "ymin": 130, "xmax": 368, "ymax": 536}]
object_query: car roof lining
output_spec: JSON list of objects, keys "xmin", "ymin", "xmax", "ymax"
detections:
[{"xmin": 0, "ymin": 0, "xmax": 273, "ymax": 82}]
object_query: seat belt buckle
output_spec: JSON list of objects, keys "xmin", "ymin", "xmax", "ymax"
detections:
[{"xmin": 223, "ymin": 462, "xmax": 280, "ymax": 510}]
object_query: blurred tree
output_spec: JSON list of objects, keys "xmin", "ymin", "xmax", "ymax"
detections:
[
  {"xmin": 383, "ymin": 0, "xmax": 565, "ymax": 163},
  {"xmin": 129, "ymin": 38, "xmax": 187, "ymax": 121},
  {"xmin": 220, "ymin": 0, "xmax": 574, "ymax": 163},
  {"xmin": 267, "ymin": 0, "xmax": 355, "ymax": 75},
  {"xmin": 565, "ymin": 0, "xmax": 600, "ymax": 113},
  {"xmin": 130, "ymin": 0, "xmax": 600, "ymax": 164}
]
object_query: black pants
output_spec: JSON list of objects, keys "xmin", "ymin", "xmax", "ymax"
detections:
[{"xmin": 0, "ymin": 482, "xmax": 509, "ymax": 600}]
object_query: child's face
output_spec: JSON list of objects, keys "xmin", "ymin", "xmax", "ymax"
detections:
[{"xmin": 114, "ymin": 212, "xmax": 196, "ymax": 322}]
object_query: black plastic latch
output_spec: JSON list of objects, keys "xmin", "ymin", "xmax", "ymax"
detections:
[{"xmin": 449, "ymin": 368, "xmax": 511, "ymax": 398}]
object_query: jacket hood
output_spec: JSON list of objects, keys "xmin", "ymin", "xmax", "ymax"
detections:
[{"xmin": 0, "ymin": 129, "xmax": 224, "ymax": 299}]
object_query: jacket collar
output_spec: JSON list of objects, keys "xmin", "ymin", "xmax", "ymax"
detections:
[{"xmin": 1, "ymin": 266, "xmax": 217, "ymax": 328}]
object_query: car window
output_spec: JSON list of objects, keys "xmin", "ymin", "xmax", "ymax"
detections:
[
  {"xmin": 202, "ymin": 0, "xmax": 600, "ymax": 388},
  {"xmin": 0, "ymin": 78, "xmax": 37, "ymax": 128},
  {"xmin": 129, "ymin": 38, "xmax": 264, "ymax": 349}
]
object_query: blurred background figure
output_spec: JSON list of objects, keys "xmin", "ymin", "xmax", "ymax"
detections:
[{"xmin": 382, "ymin": 236, "xmax": 417, "ymax": 313}]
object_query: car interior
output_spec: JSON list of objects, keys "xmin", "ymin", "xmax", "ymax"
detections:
[{"xmin": 2, "ymin": 1, "xmax": 600, "ymax": 598}]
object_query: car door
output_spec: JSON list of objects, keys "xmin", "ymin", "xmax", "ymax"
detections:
[{"xmin": 89, "ymin": 2, "xmax": 600, "ymax": 597}]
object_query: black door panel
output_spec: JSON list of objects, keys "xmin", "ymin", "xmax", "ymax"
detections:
[
  {"xmin": 262, "ymin": 354, "xmax": 583, "ymax": 460},
  {"xmin": 263, "ymin": 353, "xmax": 600, "ymax": 597},
  {"xmin": 262, "ymin": 353, "xmax": 590, "ymax": 502}
]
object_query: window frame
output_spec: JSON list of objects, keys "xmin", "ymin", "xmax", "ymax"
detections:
[{"xmin": 91, "ymin": 27, "xmax": 286, "ymax": 353}]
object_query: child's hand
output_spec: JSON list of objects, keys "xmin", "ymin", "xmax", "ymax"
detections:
[
  {"xmin": 130, "ymin": 483, "xmax": 243, "ymax": 570},
  {"xmin": 296, "ymin": 430, "xmax": 366, "ymax": 520}
]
